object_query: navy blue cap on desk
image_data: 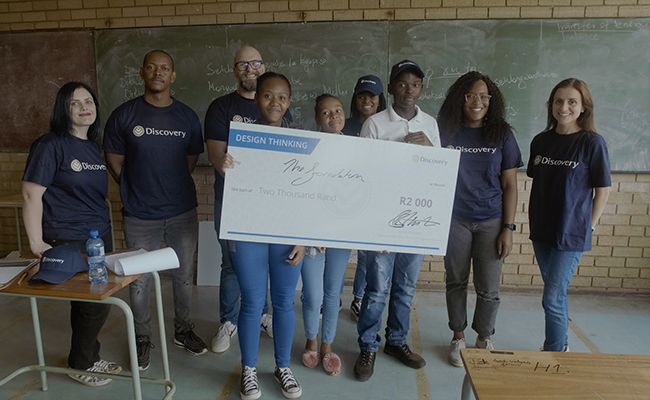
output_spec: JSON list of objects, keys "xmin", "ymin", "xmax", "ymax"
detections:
[{"xmin": 29, "ymin": 244, "xmax": 88, "ymax": 284}]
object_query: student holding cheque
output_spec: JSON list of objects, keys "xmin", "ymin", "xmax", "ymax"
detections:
[
  {"xmin": 527, "ymin": 78, "xmax": 610, "ymax": 352},
  {"xmin": 220, "ymin": 72, "xmax": 305, "ymax": 400},
  {"xmin": 300, "ymin": 94, "xmax": 352, "ymax": 377},
  {"xmin": 436, "ymin": 72, "xmax": 522, "ymax": 367}
]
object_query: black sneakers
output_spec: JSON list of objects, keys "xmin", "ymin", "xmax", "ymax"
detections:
[
  {"xmin": 384, "ymin": 343, "xmax": 426, "ymax": 369},
  {"xmin": 350, "ymin": 298, "xmax": 361, "ymax": 321},
  {"xmin": 174, "ymin": 323, "xmax": 208, "ymax": 356},
  {"xmin": 241, "ymin": 366, "xmax": 261, "ymax": 400},
  {"xmin": 353, "ymin": 350, "xmax": 376, "ymax": 381},
  {"xmin": 274, "ymin": 366, "xmax": 302, "ymax": 398},
  {"xmin": 136, "ymin": 335, "xmax": 154, "ymax": 371}
]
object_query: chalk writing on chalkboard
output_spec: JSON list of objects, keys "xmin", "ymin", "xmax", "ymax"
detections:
[{"xmin": 95, "ymin": 19, "xmax": 650, "ymax": 171}]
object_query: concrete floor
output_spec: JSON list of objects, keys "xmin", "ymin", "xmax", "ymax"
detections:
[{"xmin": 1, "ymin": 275, "xmax": 650, "ymax": 400}]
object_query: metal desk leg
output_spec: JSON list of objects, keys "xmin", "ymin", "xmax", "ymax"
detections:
[
  {"xmin": 103, "ymin": 296, "xmax": 142, "ymax": 400},
  {"xmin": 29, "ymin": 297, "xmax": 47, "ymax": 391},
  {"xmin": 461, "ymin": 373, "xmax": 474, "ymax": 400},
  {"xmin": 152, "ymin": 272, "xmax": 171, "ymax": 390}
]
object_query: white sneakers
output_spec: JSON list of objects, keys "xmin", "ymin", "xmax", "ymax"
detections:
[
  {"xmin": 213, "ymin": 314, "xmax": 273, "ymax": 354},
  {"xmin": 449, "ymin": 337, "xmax": 496, "ymax": 367},
  {"xmin": 261, "ymin": 313, "xmax": 273, "ymax": 338},
  {"xmin": 212, "ymin": 321, "xmax": 237, "ymax": 353},
  {"xmin": 448, "ymin": 338, "xmax": 466, "ymax": 367},
  {"xmin": 475, "ymin": 337, "xmax": 495, "ymax": 349}
]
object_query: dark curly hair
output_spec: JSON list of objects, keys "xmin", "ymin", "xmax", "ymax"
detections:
[{"xmin": 437, "ymin": 71, "xmax": 511, "ymax": 146}]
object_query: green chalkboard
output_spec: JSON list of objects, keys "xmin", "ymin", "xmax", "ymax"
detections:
[
  {"xmin": 95, "ymin": 19, "xmax": 650, "ymax": 171},
  {"xmin": 94, "ymin": 22, "xmax": 389, "ymax": 165},
  {"xmin": 390, "ymin": 19, "xmax": 650, "ymax": 172}
]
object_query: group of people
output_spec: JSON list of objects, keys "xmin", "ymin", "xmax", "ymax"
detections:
[{"xmin": 21, "ymin": 43, "xmax": 610, "ymax": 399}]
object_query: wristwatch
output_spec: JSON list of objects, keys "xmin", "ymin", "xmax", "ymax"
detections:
[{"xmin": 502, "ymin": 223, "xmax": 516, "ymax": 231}]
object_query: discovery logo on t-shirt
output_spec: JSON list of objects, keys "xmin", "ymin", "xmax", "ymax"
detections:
[
  {"xmin": 233, "ymin": 115, "xmax": 256, "ymax": 124},
  {"xmin": 132, "ymin": 125, "xmax": 187, "ymax": 139},
  {"xmin": 70, "ymin": 159, "xmax": 107, "ymax": 172},
  {"xmin": 534, "ymin": 155, "xmax": 579, "ymax": 169},
  {"xmin": 447, "ymin": 145, "xmax": 497, "ymax": 154}
]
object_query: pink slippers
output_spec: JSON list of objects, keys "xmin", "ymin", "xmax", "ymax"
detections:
[
  {"xmin": 322, "ymin": 353, "xmax": 341, "ymax": 376},
  {"xmin": 302, "ymin": 350, "xmax": 320, "ymax": 368}
]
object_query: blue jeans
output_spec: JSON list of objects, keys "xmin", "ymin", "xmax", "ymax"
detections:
[
  {"xmin": 301, "ymin": 248, "xmax": 351, "ymax": 344},
  {"xmin": 123, "ymin": 208, "xmax": 198, "ymax": 337},
  {"xmin": 352, "ymin": 250, "xmax": 368, "ymax": 299},
  {"xmin": 533, "ymin": 241, "xmax": 583, "ymax": 352},
  {"xmin": 357, "ymin": 252, "xmax": 424, "ymax": 352},
  {"xmin": 214, "ymin": 201, "xmax": 268, "ymax": 325},
  {"xmin": 445, "ymin": 218, "xmax": 503, "ymax": 337},
  {"xmin": 230, "ymin": 241, "xmax": 302, "ymax": 368}
]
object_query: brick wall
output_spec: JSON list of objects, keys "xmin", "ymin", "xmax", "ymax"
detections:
[
  {"xmin": 1, "ymin": 0, "xmax": 649, "ymax": 291},
  {"xmin": 2, "ymin": 0, "xmax": 650, "ymax": 29}
]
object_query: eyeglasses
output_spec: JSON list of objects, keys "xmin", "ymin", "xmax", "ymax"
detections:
[
  {"xmin": 235, "ymin": 60, "xmax": 264, "ymax": 71},
  {"xmin": 464, "ymin": 93, "xmax": 492, "ymax": 103}
]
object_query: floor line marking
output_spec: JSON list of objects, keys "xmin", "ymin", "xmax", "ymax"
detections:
[
  {"xmin": 569, "ymin": 318, "xmax": 601, "ymax": 353},
  {"xmin": 410, "ymin": 300, "xmax": 431, "ymax": 399},
  {"xmin": 216, "ymin": 363, "xmax": 241, "ymax": 400},
  {"xmin": 8, "ymin": 380, "xmax": 39, "ymax": 400}
]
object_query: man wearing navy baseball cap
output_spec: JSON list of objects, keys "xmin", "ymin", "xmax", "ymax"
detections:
[{"xmin": 355, "ymin": 59, "xmax": 440, "ymax": 382}]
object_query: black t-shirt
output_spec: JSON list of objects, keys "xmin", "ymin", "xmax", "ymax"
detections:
[
  {"xmin": 103, "ymin": 97, "xmax": 204, "ymax": 220},
  {"xmin": 527, "ymin": 130, "xmax": 611, "ymax": 251},
  {"xmin": 23, "ymin": 132, "xmax": 111, "ymax": 241}
]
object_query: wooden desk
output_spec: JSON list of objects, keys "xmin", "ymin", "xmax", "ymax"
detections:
[
  {"xmin": 0, "ymin": 194, "xmax": 23, "ymax": 252},
  {"xmin": 0, "ymin": 263, "xmax": 175, "ymax": 399},
  {"xmin": 460, "ymin": 348, "xmax": 650, "ymax": 400}
]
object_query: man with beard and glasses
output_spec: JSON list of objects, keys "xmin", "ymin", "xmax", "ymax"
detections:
[{"xmin": 204, "ymin": 45, "xmax": 292, "ymax": 354}]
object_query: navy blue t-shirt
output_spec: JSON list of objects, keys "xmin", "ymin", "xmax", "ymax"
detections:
[
  {"xmin": 342, "ymin": 117, "xmax": 364, "ymax": 137},
  {"xmin": 23, "ymin": 132, "xmax": 111, "ymax": 241},
  {"xmin": 443, "ymin": 127, "xmax": 523, "ymax": 223},
  {"xmin": 103, "ymin": 97, "xmax": 204, "ymax": 220},
  {"xmin": 204, "ymin": 91, "xmax": 291, "ymax": 203},
  {"xmin": 527, "ymin": 130, "xmax": 611, "ymax": 252}
]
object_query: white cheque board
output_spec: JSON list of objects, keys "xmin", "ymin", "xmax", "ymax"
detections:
[{"xmin": 220, "ymin": 122, "xmax": 460, "ymax": 255}]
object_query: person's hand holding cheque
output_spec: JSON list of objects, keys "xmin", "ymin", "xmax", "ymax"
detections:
[
  {"xmin": 219, "ymin": 152, "xmax": 236, "ymax": 176},
  {"xmin": 223, "ymin": 151, "xmax": 307, "ymax": 266},
  {"xmin": 404, "ymin": 131, "xmax": 433, "ymax": 147}
]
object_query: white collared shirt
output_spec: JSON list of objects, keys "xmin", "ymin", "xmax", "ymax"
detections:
[{"xmin": 360, "ymin": 104, "xmax": 441, "ymax": 146}]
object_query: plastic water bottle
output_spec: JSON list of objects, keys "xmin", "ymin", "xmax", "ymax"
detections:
[{"xmin": 86, "ymin": 230, "xmax": 107, "ymax": 284}]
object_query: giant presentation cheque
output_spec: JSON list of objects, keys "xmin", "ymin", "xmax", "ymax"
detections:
[{"xmin": 221, "ymin": 122, "xmax": 460, "ymax": 255}]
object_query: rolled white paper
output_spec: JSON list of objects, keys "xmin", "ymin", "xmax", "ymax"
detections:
[{"xmin": 113, "ymin": 248, "xmax": 180, "ymax": 276}]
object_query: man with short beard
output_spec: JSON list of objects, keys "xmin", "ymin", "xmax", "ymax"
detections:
[
  {"xmin": 204, "ymin": 45, "xmax": 291, "ymax": 354},
  {"xmin": 104, "ymin": 50, "xmax": 207, "ymax": 371}
]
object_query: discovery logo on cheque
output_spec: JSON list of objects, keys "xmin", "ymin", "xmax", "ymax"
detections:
[{"xmin": 412, "ymin": 155, "xmax": 448, "ymax": 166}]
